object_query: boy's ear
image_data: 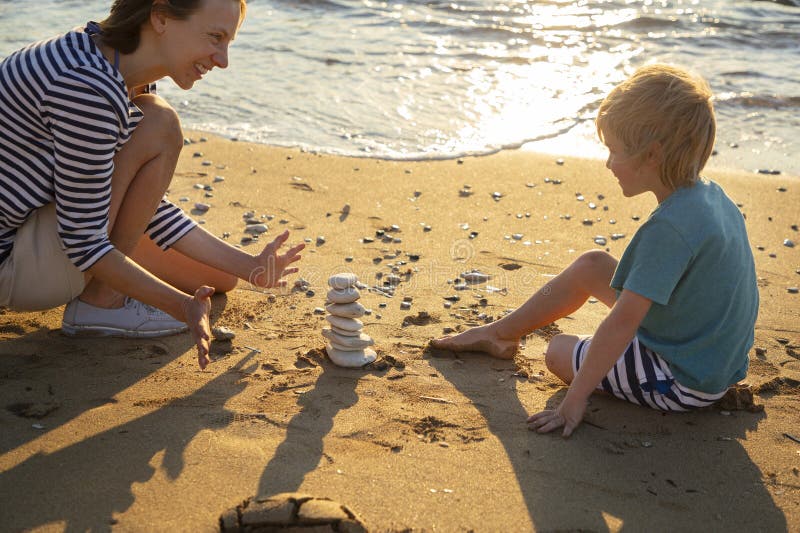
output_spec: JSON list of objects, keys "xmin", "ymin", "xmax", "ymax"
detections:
[{"xmin": 644, "ymin": 141, "xmax": 663, "ymax": 167}]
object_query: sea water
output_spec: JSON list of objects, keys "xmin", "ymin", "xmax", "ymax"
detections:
[{"xmin": 1, "ymin": 0, "xmax": 798, "ymax": 175}]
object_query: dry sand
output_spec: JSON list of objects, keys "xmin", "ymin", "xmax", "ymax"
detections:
[{"xmin": 1, "ymin": 133, "xmax": 798, "ymax": 532}]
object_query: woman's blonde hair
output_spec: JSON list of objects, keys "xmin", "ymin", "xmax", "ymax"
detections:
[{"xmin": 596, "ymin": 64, "xmax": 716, "ymax": 189}]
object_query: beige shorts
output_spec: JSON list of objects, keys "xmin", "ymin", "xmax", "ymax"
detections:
[{"xmin": 0, "ymin": 203, "xmax": 87, "ymax": 311}]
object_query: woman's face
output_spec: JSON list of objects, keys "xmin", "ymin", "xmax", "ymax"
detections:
[{"xmin": 156, "ymin": 0, "xmax": 243, "ymax": 90}]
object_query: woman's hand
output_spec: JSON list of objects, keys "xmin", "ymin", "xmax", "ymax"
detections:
[
  {"xmin": 527, "ymin": 393, "xmax": 587, "ymax": 437},
  {"xmin": 182, "ymin": 286, "xmax": 215, "ymax": 369},
  {"xmin": 249, "ymin": 230, "xmax": 305, "ymax": 289}
]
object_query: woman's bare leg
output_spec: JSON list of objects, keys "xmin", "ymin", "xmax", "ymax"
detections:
[
  {"xmin": 131, "ymin": 235, "xmax": 238, "ymax": 294},
  {"xmin": 430, "ymin": 250, "xmax": 619, "ymax": 358},
  {"xmin": 77, "ymin": 94, "xmax": 182, "ymax": 308},
  {"xmin": 78, "ymin": 94, "xmax": 235, "ymax": 307}
]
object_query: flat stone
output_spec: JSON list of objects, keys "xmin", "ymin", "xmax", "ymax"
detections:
[
  {"xmin": 327, "ymin": 287, "xmax": 361, "ymax": 304},
  {"xmin": 328, "ymin": 273, "xmax": 358, "ymax": 289},
  {"xmin": 244, "ymin": 224, "xmax": 269, "ymax": 235},
  {"xmin": 461, "ymin": 270, "xmax": 490, "ymax": 283},
  {"xmin": 325, "ymin": 315, "xmax": 363, "ymax": 332},
  {"xmin": 322, "ymin": 328, "xmax": 374, "ymax": 349},
  {"xmin": 331, "ymin": 325, "xmax": 361, "ymax": 337},
  {"xmin": 325, "ymin": 343, "xmax": 377, "ymax": 367},
  {"xmin": 211, "ymin": 326, "xmax": 235, "ymax": 341},
  {"xmin": 325, "ymin": 301, "xmax": 366, "ymax": 318},
  {"xmin": 384, "ymin": 274, "xmax": 402, "ymax": 286}
]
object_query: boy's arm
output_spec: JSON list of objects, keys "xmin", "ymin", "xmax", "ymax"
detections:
[{"xmin": 528, "ymin": 289, "xmax": 652, "ymax": 437}]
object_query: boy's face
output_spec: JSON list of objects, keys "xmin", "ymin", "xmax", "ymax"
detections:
[{"xmin": 603, "ymin": 132, "xmax": 646, "ymax": 197}]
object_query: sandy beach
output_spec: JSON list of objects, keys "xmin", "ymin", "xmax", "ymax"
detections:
[{"xmin": 0, "ymin": 133, "xmax": 798, "ymax": 532}]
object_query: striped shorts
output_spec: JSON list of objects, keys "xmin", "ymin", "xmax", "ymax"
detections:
[{"xmin": 573, "ymin": 337, "xmax": 727, "ymax": 412}]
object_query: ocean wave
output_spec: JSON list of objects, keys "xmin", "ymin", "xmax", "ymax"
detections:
[
  {"xmin": 715, "ymin": 92, "xmax": 800, "ymax": 109},
  {"xmin": 753, "ymin": 0, "xmax": 800, "ymax": 7},
  {"xmin": 610, "ymin": 16, "xmax": 683, "ymax": 31}
]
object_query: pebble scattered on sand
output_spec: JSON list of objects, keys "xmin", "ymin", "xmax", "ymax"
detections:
[
  {"xmin": 461, "ymin": 270, "xmax": 490, "ymax": 283},
  {"xmin": 212, "ymin": 326, "xmax": 235, "ymax": 341},
  {"xmin": 244, "ymin": 224, "xmax": 269, "ymax": 235}
]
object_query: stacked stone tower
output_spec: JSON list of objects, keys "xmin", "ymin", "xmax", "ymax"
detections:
[{"xmin": 323, "ymin": 273, "xmax": 376, "ymax": 367}]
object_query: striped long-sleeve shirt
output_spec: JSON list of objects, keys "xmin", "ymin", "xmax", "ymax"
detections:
[{"xmin": 0, "ymin": 26, "xmax": 196, "ymax": 271}]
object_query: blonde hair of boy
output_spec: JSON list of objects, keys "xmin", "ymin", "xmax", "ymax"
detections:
[{"xmin": 596, "ymin": 64, "xmax": 716, "ymax": 190}]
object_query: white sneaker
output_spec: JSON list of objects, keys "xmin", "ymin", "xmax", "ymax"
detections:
[{"xmin": 62, "ymin": 297, "xmax": 188, "ymax": 338}]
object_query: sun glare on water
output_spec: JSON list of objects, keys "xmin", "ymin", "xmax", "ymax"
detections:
[{"xmin": 432, "ymin": 2, "xmax": 639, "ymax": 157}]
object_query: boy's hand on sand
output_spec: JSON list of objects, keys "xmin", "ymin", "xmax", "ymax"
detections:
[
  {"xmin": 250, "ymin": 230, "xmax": 305, "ymax": 289},
  {"xmin": 183, "ymin": 286, "xmax": 214, "ymax": 370},
  {"xmin": 527, "ymin": 396, "xmax": 587, "ymax": 437}
]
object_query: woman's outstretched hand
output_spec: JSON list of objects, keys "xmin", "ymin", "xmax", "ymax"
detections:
[
  {"xmin": 183, "ymin": 285, "xmax": 215, "ymax": 369},
  {"xmin": 249, "ymin": 230, "xmax": 305, "ymax": 289}
]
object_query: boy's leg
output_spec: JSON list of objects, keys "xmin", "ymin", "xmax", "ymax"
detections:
[
  {"xmin": 431, "ymin": 250, "xmax": 618, "ymax": 358},
  {"xmin": 543, "ymin": 334, "xmax": 585, "ymax": 383}
]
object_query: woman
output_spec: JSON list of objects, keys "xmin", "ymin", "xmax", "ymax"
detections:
[{"xmin": 0, "ymin": 0, "xmax": 304, "ymax": 369}]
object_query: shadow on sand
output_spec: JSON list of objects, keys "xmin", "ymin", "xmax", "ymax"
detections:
[
  {"xmin": 426, "ymin": 347, "xmax": 787, "ymax": 531},
  {"xmin": 256, "ymin": 361, "xmax": 367, "ymax": 496},
  {"xmin": 0, "ymin": 296, "xmax": 249, "ymax": 531}
]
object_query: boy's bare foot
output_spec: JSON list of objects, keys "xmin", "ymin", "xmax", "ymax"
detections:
[{"xmin": 429, "ymin": 326, "xmax": 519, "ymax": 359}]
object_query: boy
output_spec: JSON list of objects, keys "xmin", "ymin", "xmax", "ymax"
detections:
[{"xmin": 431, "ymin": 64, "xmax": 758, "ymax": 436}]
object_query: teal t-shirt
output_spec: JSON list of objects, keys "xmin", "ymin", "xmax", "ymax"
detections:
[{"xmin": 611, "ymin": 179, "xmax": 758, "ymax": 393}]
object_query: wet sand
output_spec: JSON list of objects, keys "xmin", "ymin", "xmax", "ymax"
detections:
[{"xmin": 0, "ymin": 133, "xmax": 798, "ymax": 531}]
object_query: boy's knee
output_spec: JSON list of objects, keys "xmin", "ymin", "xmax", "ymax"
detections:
[
  {"xmin": 544, "ymin": 338, "xmax": 563, "ymax": 372},
  {"xmin": 576, "ymin": 249, "xmax": 614, "ymax": 271},
  {"xmin": 545, "ymin": 334, "xmax": 579, "ymax": 383}
]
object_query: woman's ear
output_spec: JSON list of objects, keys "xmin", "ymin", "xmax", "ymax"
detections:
[{"xmin": 150, "ymin": 0, "xmax": 169, "ymax": 35}]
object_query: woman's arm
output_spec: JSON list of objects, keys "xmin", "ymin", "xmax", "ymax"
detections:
[
  {"xmin": 169, "ymin": 225, "xmax": 305, "ymax": 288},
  {"xmin": 528, "ymin": 289, "xmax": 652, "ymax": 436}
]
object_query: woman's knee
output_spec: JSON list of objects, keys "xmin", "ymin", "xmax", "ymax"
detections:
[
  {"xmin": 133, "ymin": 94, "xmax": 183, "ymax": 151},
  {"xmin": 212, "ymin": 273, "xmax": 239, "ymax": 294}
]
